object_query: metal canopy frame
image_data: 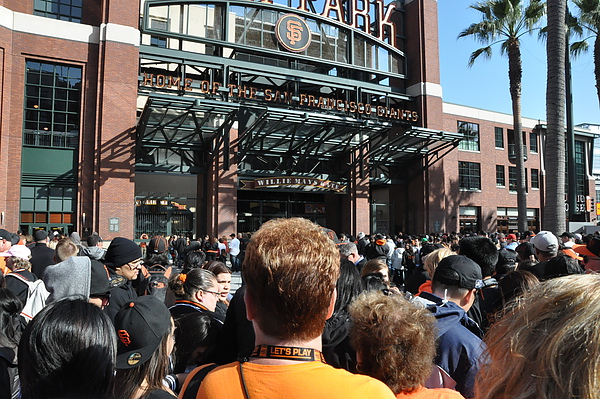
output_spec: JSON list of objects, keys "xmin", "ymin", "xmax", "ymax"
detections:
[
  {"xmin": 136, "ymin": 96, "xmax": 238, "ymax": 173},
  {"xmin": 137, "ymin": 95, "xmax": 463, "ymax": 179}
]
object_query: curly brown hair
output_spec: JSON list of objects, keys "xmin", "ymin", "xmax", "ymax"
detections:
[{"xmin": 349, "ymin": 291, "xmax": 437, "ymax": 395}]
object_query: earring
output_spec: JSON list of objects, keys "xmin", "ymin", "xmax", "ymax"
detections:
[{"xmin": 356, "ymin": 362, "xmax": 362, "ymax": 372}]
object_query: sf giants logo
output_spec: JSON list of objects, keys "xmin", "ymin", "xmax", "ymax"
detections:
[
  {"xmin": 118, "ymin": 330, "xmax": 131, "ymax": 346},
  {"xmin": 276, "ymin": 14, "xmax": 311, "ymax": 53},
  {"xmin": 286, "ymin": 20, "xmax": 303, "ymax": 45}
]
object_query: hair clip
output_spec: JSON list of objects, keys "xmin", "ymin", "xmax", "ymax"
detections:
[{"xmin": 179, "ymin": 273, "xmax": 187, "ymax": 282}]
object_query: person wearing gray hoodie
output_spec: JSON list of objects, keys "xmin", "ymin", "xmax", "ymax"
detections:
[{"xmin": 80, "ymin": 234, "xmax": 106, "ymax": 262}]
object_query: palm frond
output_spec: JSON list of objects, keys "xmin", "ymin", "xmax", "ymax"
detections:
[
  {"xmin": 570, "ymin": 40, "xmax": 590, "ymax": 58},
  {"xmin": 468, "ymin": 46, "xmax": 493, "ymax": 66}
]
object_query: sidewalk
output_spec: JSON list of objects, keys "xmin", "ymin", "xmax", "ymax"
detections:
[{"xmin": 230, "ymin": 270, "xmax": 242, "ymax": 295}]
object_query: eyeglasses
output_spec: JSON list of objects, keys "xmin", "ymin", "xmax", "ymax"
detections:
[
  {"xmin": 203, "ymin": 289, "xmax": 221, "ymax": 298},
  {"xmin": 127, "ymin": 259, "xmax": 143, "ymax": 270}
]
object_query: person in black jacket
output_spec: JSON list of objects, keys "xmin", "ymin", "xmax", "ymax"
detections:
[
  {"xmin": 28, "ymin": 230, "xmax": 55, "ymax": 278},
  {"xmin": 104, "ymin": 237, "xmax": 142, "ymax": 322}
]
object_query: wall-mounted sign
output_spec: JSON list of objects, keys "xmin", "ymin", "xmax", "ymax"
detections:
[
  {"xmin": 275, "ymin": 14, "xmax": 311, "ymax": 52},
  {"xmin": 108, "ymin": 217, "xmax": 120, "ymax": 232},
  {"xmin": 141, "ymin": 73, "xmax": 419, "ymax": 122},
  {"xmin": 239, "ymin": 176, "xmax": 347, "ymax": 193}
]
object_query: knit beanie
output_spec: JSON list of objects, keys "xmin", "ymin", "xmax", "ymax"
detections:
[{"xmin": 105, "ymin": 237, "xmax": 142, "ymax": 269}]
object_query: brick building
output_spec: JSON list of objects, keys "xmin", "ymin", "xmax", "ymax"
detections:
[
  {"xmin": 0, "ymin": 0, "xmax": 139, "ymax": 238},
  {"xmin": 0, "ymin": 0, "xmax": 595, "ymax": 239}
]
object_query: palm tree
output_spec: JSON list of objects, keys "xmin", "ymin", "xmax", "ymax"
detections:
[
  {"xmin": 570, "ymin": 0, "xmax": 600, "ymax": 106},
  {"xmin": 544, "ymin": 0, "xmax": 567, "ymax": 233},
  {"xmin": 459, "ymin": 0, "xmax": 545, "ymax": 233}
]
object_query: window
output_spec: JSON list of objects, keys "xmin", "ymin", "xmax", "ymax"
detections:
[
  {"xmin": 23, "ymin": 60, "xmax": 82, "ymax": 148},
  {"xmin": 495, "ymin": 127, "xmax": 504, "ymax": 149},
  {"xmin": 459, "ymin": 206, "xmax": 480, "ymax": 233},
  {"xmin": 507, "ymin": 130, "xmax": 528, "ymax": 160},
  {"xmin": 459, "ymin": 161, "xmax": 481, "ymax": 190},
  {"xmin": 531, "ymin": 169, "xmax": 539, "ymax": 189},
  {"xmin": 530, "ymin": 132, "xmax": 538, "ymax": 153},
  {"xmin": 458, "ymin": 121, "xmax": 480, "ymax": 151},
  {"xmin": 509, "ymin": 166, "xmax": 516, "ymax": 192},
  {"xmin": 575, "ymin": 141, "xmax": 586, "ymax": 196},
  {"xmin": 150, "ymin": 19, "xmax": 168, "ymax": 48},
  {"xmin": 496, "ymin": 165, "xmax": 505, "ymax": 187},
  {"xmin": 20, "ymin": 185, "xmax": 75, "ymax": 229},
  {"xmin": 509, "ymin": 166, "xmax": 528, "ymax": 192},
  {"xmin": 34, "ymin": 0, "xmax": 82, "ymax": 23}
]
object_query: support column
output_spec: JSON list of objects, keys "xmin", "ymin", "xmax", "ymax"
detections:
[
  {"xmin": 404, "ymin": 0, "xmax": 445, "ymax": 234},
  {"xmin": 342, "ymin": 149, "xmax": 370, "ymax": 235},
  {"xmin": 205, "ymin": 128, "xmax": 238, "ymax": 238},
  {"xmin": 94, "ymin": 0, "xmax": 140, "ymax": 239}
]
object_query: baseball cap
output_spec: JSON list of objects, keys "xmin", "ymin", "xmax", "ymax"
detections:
[
  {"xmin": 7, "ymin": 245, "xmax": 31, "ymax": 260},
  {"xmin": 433, "ymin": 255, "xmax": 483, "ymax": 290},
  {"xmin": 573, "ymin": 237, "xmax": 600, "ymax": 257},
  {"xmin": 506, "ymin": 233, "xmax": 517, "ymax": 240},
  {"xmin": 89, "ymin": 262, "xmax": 112, "ymax": 297},
  {"xmin": 33, "ymin": 230, "xmax": 48, "ymax": 241},
  {"xmin": 515, "ymin": 242, "xmax": 535, "ymax": 257},
  {"xmin": 497, "ymin": 248, "xmax": 517, "ymax": 267},
  {"xmin": 9, "ymin": 234, "xmax": 19, "ymax": 246},
  {"xmin": 0, "ymin": 229, "xmax": 12, "ymax": 241},
  {"xmin": 148, "ymin": 235, "xmax": 168, "ymax": 254},
  {"xmin": 114, "ymin": 295, "xmax": 171, "ymax": 369},
  {"xmin": 530, "ymin": 231, "xmax": 559, "ymax": 252}
]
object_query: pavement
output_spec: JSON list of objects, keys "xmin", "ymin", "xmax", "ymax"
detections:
[{"xmin": 230, "ymin": 270, "xmax": 243, "ymax": 295}]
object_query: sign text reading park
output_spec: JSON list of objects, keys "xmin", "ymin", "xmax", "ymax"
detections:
[
  {"xmin": 141, "ymin": 73, "xmax": 419, "ymax": 122},
  {"xmin": 252, "ymin": 0, "xmax": 397, "ymax": 47}
]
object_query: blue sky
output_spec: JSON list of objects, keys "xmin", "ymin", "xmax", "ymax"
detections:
[{"xmin": 438, "ymin": 0, "xmax": 600, "ymax": 126}]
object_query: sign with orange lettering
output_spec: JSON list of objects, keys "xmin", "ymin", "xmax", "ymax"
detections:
[{"xmin": 276, "ymin": 14, "xmax": 311, "ymax": 52}]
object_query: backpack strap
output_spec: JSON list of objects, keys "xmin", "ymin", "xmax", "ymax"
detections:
[
  {"xmin": 179, "ymin": 363, "xmax": 219, "ymax": 399},
  {"xmin": 6, "ymin": 272, "xmax": 32, "ymax": 285}
]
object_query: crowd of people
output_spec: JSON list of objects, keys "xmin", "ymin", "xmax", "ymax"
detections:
[{"xmin": 0, "ymin": 223, "xmax": 598, "ymax": 398}]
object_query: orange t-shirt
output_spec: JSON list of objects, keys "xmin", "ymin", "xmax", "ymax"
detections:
[
  {"xmin": 193, "ymin": 361, "xmax": 396, "ymax": 399},
  {"xmin": 0, "ymin": 257, "xmax": 8, "ymax": 275},
  {"xmin": 396, "ymin": 386, "xmax": 464, "ymax": 399}
]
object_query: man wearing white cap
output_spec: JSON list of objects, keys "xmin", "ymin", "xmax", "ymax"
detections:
[{"xmin": 525, "ymin": 231, "xmax": 559, "ymax": 281}]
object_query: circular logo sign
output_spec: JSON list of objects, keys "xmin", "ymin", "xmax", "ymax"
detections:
[{"xmin": 275, "ymin": 14, "xmax": 311, "ymax": 53}]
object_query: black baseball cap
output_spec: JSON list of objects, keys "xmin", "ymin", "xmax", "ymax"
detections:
[
  {"xmin": 433, "ymin": 255, "xmax": 483, "ymax": 290},
  {"xmin": 0, "ymin": 229, "xmax": 12, "ymax": 241},
  {"xmin": 148, "ymin": 235, "xmax": 168, "ymax": 254},
  {"xmin": 114, "ymin": 295, "xmax": 171, "ymax": 369},
  {"xmin": 497, "ymin": 248, "xmax": 517, "ymax": 266}
]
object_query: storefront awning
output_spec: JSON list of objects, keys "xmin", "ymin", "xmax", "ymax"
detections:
[{"xmin": 136, "ymin": 95, "xmax": 462, "ymax": 175}]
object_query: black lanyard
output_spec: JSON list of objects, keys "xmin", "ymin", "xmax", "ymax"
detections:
[
  {"xmin": 250, "ymin": 345, "xmax": 326, "ymax": 363},
  {"xmin": 239, "ymin": 345, "xmax": 325, "ymax": 399}
]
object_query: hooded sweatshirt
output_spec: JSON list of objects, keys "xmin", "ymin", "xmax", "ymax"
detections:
[
  {"xmin": 42, "ymin": 256, "xmax": 91, "ymax": 303},
  {"xmin": 365, "ymin": 239, "xmax": 390, "ymax": 260},
  {"xmin": 80, "ymin": 246, "xmax": 106, "ymax": 261},
  {"xmin": 413, "ymin": 291, "xmax": 485, "ymax": 399}
]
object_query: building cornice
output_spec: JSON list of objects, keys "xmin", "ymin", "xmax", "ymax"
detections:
[{"xmin": 0, "ymin": 6, "xmax": 139, "ymax": 46}]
